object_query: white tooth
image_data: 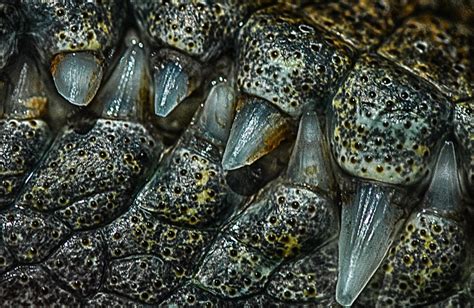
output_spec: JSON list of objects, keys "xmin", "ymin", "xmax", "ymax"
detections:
[
  {"xmin": 286, "ymin": 111, "xmax": 334, "ymax": 192},
  {"xmin": 4, "ymin": 55, "xmax": 47, "ymax": 119},
  {"xmin": 99, "ymin": 40, "xmax": 148, "ymax": 120},
  {"xmin": 153, "ymin": 61, "xmax": 189, "ymax": 117},
  {"xmin": 222, "ymin": 97, "xmax": 290, "ymax": 170},
  {"xmin": 336, "ymin": 182, "xmax": 405, "ymax": 307},
  {"xmin": 52, "ymin": 52, "xmax": 103, "ymax": 106},
  {"xmin": 422, "ymin": 141, "xmax": 463, "ymax": 214},
  {"xmin": 197, "ymin": 83, "xmax": 237, "ymax": 144}
]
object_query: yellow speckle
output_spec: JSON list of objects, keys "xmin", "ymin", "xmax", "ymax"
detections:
[{"xmin": 280, "ymin": 234, "xmax": 301, "ymax": 258}]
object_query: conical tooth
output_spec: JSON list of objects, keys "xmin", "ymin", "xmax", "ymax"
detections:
[
  {"xmin": 222, "ymin": 97, "xmax": 291, "ymax": 170},
  {"xmin": 197, "ymin": 82, "xmax": 237, "ymax": 144},
  {"xmin": 4, "ymin": 55, "xmax": 47, "ymax": 119},
  {"xmin": 286, "ymin": 111, "xmax": 334, "ymax": 192},
  {"xmin": 153, "ymin": 60, "xmax": 190, "ymax": 117},
  {"xmin": 99, "ymin": 39, "xmax": 148, "ymax": 120},
  {"xmin": 422, "ymin": 141, "xmax": 463, "ymax": 215},
  {"xmin": 51, "ymin": 52, "xmax": 103, "ymax": 106},
  {"xmin": 336, "ymin": 182, "xmax": 405, "ymax": 307}
]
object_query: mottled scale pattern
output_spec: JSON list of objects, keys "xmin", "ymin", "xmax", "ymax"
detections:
[
  {"xmin": 20, "ymin": 1, "xmax": 125, "ymax": 61},
  {"xmin": 135, "ymin": 133, "xmax": 236, "ymax": 228},
  {"xmin": 131, "ymin": 0, "xmax": 274, "ymax": 62},
  {"xmin": 0, "ymin": 4, "xmax": 20, "ymax": 69},
  {"xmin": 1, "ymin": 208, "xmax": 69, "ymax": 264},
  {"xmin": 357, "ymin": 213, "xmax": 468, "ymax": 306},
  {"xmin": 160, "ymin": 284, "xmax": 223, "ymax": 307},
  {"xmin": 227, "ymin": 182, "xmax": 337, "ymax": 260},
  {"xmin": 454, "ymin": 101, "xmax": 474, "ymax": 199},
  {"xmin": 0, "ymin": 266, "xmax": 80, "ymax": 306},
  {"xmin": 86, "ymin": 292, "xmax": 146, "ymax": 307},
  {"xmin": 378, "ymin": 14, "xmax": 474, "ymax": 101},
  {"xmin": 304, "ymin": 0, "xmax": 415, "ymax": 51},
  {"xmin": 330, "ymin": 54, "xmax": 452, "ymax": 185},
  {"xmin": 105, "ymin": 255, "xmax": 185, "ymax": 304},
  {"xmin": 195, "ymin": 235, "xmax": 278, "ymax": 298},
  {"xmin": 15, "ymin": 119, "xmax": 158, "ymax": 230},
  {"xmin": 0, "ymin": 119, "xmax": 51, "ymax": 209},
  {"xmin": 267, "ymin": 242, "xmax": 338, "ymax": 304},
  {"xmin": 237, "ymin": 6, "xmax": 354, "ymax": 117},
  {"xmin": 104, "ymin": 205, "xmax": 213, "ymax": 272},
  {"xmin": 44, "ymin": 231, "xmax": 105, "ymax": 297}
]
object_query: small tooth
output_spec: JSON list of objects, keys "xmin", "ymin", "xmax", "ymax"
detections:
[
  {"xmin": 197, "ymin": 83, "xmax": 237, "ymax": 144},
  {"xmin": 422, "ymin": 141, "xmax": 463, "ymax": 215},
  {"xmin": 336, "ymin": 182, "xmax": 405, "ymax": 306},
  {"xmin": 222, "ymin": 97, "xmax": 290, "ymax": 170},
  {"xmin": 99, "ymin": 39, "xmax": 148, "ymax": 120},
  {"xmin": 286, "ymin": 111, "xmax": 334, "ymax": 192},
  {"xmin": 153, "ymin": 61, "xmax": 189, "ymax": 117},
  {"xmin": 51, "ymin": 52, "xmax": 103, "ymax": 106}
]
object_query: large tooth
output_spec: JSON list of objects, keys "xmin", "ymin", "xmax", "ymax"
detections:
[
  {"xmin": 153, "ymin": 60, "xmax": 190, "ymax": 117},
  {"xmin": 99, "ymin": 39, "xmax": 148, "ymax": 120},
  {"xmin": 422, "ymin": 141, "xmax": 463, "ymax": 214},
  {"xmin": 51, "ymin": 52, "xmax": 103, "ymax": 106},
  {"xmin": 197, "ymin": 82, "xmax": 237, "ymax": 144},
  {"xmin": 336, "ymin": 182, "xmax": 405, "ymax": 306},
  {"xmin": 286, "ymin": 111, "xmax": 334, "ymax": 192},
  {"xmin": 222, "ymin": 97, "xmax": 290, "ymax": 170}
]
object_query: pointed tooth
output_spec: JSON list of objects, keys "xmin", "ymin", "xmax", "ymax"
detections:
[
  {"xmin": 153, "ymin": 61, "xmax": 189, "ymax": 117},
  {"xmin": 51, "ymin": 52, "xmax": 103, "ymax": 106},
  {"xmin": 286, "ymin": 111, "xmax": 334, "ymax": 191},
  {"xmin": 222, "ymin": 97, "xmax": 290, "ymax": 170},
  {"xmin": 197, "ymin": 83, "xmax": 237, "ymax": 144},
  {"xmin": 336, "ymin": 182, "xmax": 405, "ymax": 306},
  {"xmin": 422, "ymin": 141, "xmax": 463, "ymax": 214},
  {"xmin": 99, "ymin": 40, "xmax": 148, "ymax": 119}
]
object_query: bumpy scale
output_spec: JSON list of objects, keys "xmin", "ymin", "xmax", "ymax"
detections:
[
  {"xmin": 194, "ymin": 112, "xmax": 338, "ymax": 300},
  {"xmin": 356, "ymin": 141, "xmax": 472, "ymax": 307},
  {"xmin": 131, "ymin": 0, "xmax": 276, "ymax": 117},
  {"xmin": 454, "ymin": 100, "xmax": 474, "ymax": 202},
  {"xmin": 20, "ymin": 1, "xmax": 126, "ymax": 106},
  {"xmin": 0, "ymin": 3, "xmax": 21, "ymax": 70}
]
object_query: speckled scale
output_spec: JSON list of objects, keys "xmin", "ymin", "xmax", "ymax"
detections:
[
  {"xmin": 0, "ymin": 230, "xmax": 14, "ymax": 275},
  {"xmin": 330, "ymin": 54, "xmax": 452, "ymax": 186},
  {"xmin": 1, "ymin": 207, "xmax": 69, "ymax": 264},
  {"xmin": 266, "ymin": 242, "xmax": 338, "ymax": 304},
  {"xmin": 131, "ymin": 0, "xmax": 273, "ymax": 63},
  {"xmin": 105, "ymin": 255, "xmax": 185, "ymax": 304},
  {"xmin": 0, "ymin": 119, "xmax": 51, "ymax": 209},
  {"xmin": 0, "ymin": 4, "xmax": 21, "ymax": 69},
  {"xmin": 104, "ymin": 205, "xmax": 213, "ymax": 272},
  {"xmin": 85, "ymin": 292, "xmax": 145, "ymax": 307},
  {"xmin": 194, "ymin": 235, "xmax": 278, "ymax": 298},
  {"xmin": 237, "ymin": 6, "xmax": 354, "ymax": 117},
  {"xmin": 20, "ymin": 1, "xmax": 125, "ymax": 61},
  {"xmin": 378, "ymin": 14, "xmax": 474, "ymax": 101},
  {"xmin": 227, "ymin": 182, "xmax": 337, "ymax": 260},
  {"xmin": 160, "ymin": 283, "xmax": 223, "ymax": 307},
  {"xmin": 357, "ymin": 213, "xmax": 468, "ymax": 307},
  {"xmin": 303, "ymin": 0, "xmax": 415, "ymax": 51},
  {"xmin": 136, "ymin": 132, "xmax": 235, "ymax": 228},
  {"xmin": 44, "ymin": 231, "xmax": 105, "ymax": 297},
  {"xmin": 454, "ymin": 101, "xmax": 473, "ymax": 199},
  {"xmin": 0, "ymin": 266, "xmax": 80, "ymax": 306},
  {"xmin": 15, "ymin": 119, "xmax": 158, "ymax": 230}
]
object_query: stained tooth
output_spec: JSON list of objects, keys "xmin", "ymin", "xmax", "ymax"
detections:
[
  {"xmin": 222, "ymin": 97, "xmax": 291, "ymax": 171},
  {"xmin": 51, "ymin": 52, "xmax": 104, "ymax": 106},
  {"xmin": 286, "ymin": 111, "xmax": 334, "ymax": 192},
  {"xmin": 336, "ymin": 182, "xmax": 405, "ymax": 307},
  {"xmin": 153, "ymin": 61, "xmax": 190, "ymax": 117},
  {"xmin": 99, "ymin": 38, "xmax": 148, "ymax": 120},
  {"xmin": 197, "ymin": 82, "xmax": 237, "ymax": 144}
]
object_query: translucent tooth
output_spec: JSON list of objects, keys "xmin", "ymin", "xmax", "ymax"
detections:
[
  {"xmin": 197, "ymin": 83, "xmax": 237, "ymax": 144},
  {"xmin": 153, "ymin": 61, "xmax": 189, "ymax": 117},
  {"xmin": 422, "ymin": 141, "xmax": 463, "ymax": 215},
  {"xmin": 336, "ymin": 182, "xmax": 404, "ymax": 306},
  {"xmin": 99, "ymin": 40, "xmax": 148, "ymax": 120},
  {"xmin": 51, "ymin": 52, "xmax": 103, "ymax": 106},
  {"xmin": 287, "ymin": 111, "xmax": 334, "ymax": 192},
  {"xmin": 4, "ymin": 55, "xmax": 47, "ymax": 119},
  {"xmin": 222, "ymin": 97, "xmax": 290, "ymax": 170}
]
